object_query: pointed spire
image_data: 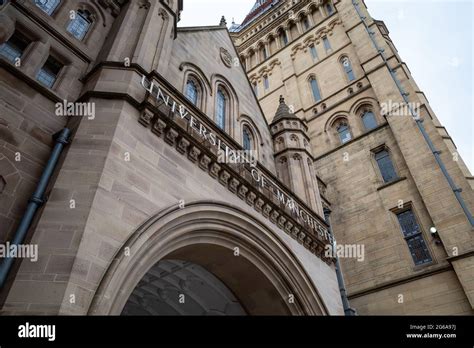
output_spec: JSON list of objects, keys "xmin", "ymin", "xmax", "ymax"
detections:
[{"xmin": 273, "ymin": 95, "xmax": 297, "ymax": 122}]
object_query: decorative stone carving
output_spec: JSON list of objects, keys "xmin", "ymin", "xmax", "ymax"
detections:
[
  {"xmin": 137, "ymin": 81, "xmax": 335, "ymax": 264},
  {"xmin": 209, "ymin": 163, "xmax": 221, "ymax": 178},
  {"xmin": 246, "ymin": 192, "xmax": 257, "ymax": 206},
  {"xmin": 291, "ymin": 227, "xmax": 300, "ymax": 239},
  {"xmin": 188, "ymin": 146, "xmax": 201, "ymax": 163},
  {"xmin": 220, "ymin": 47, "xmax": 232, "ymax": 68},
  {"xmin": 278, "ymin": 216, "xmax": 287, "ymax": 228},
  {"xmin": 229, "ymin": 178, "xmax": 240, "ymax": 193},
  {"xmin": 255, "ymin": 198, "xmax": 265, "ymax": 212},
  {"xmin": 262, "ymin": 204, "xmax": 272, "ymax": 218},
  {"xmin": 219, "ymin": 170, "xmax": 231, "ymax": 186},
  {"xmin": 199, "ymin": 154, "xmax": 211, "ymax": 170},
  {"xmin": 152, "ymin": 118, "xmax": 167, "ymax": 137},
  {"xmin": 297, "ymin": 232, "xmax": 306, "ymax": 244},
  {"xmin": 270, "ymin": 210, "xmax": 280, "ymax": 223},
  {"xmin": 176, "ymin": 137, "xmax": 190, "ymax": 154},
  {"xmin": 165, "ymin": 128, "xmax": 179, "ymax": 146},
  {"xmin": 139, "ymin": 108, "xmax": 154, "ymax": 127},
  {"xmin": 238, "ymin": 185, "xmax": 249, "ymax": 199},
  {"xmin": 304, "ymin": 236, "xmax": 312, "ymax": 249}
]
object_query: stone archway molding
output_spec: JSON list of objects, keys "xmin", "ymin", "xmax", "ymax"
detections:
[{"xmin": 88, "ymin": 200, "xmax": 329, "ymax": 315}]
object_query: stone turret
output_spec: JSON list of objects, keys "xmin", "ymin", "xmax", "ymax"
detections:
[{"xmin": 270, "ymin": 96, "xmax": 324, "ymax": 216}]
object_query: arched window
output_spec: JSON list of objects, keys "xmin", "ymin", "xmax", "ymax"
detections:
[
  {"xmin": 67, "ymin": 9, "xmax": 93, "ymax": 41},
  {"xmin": 279, "ymin": 29, "xmax": 288, "ymax": 47},
  {"xmin": 243, "ymin": 127, "xmax": 252, "ymax": 151},
  {"xmin": 185, "ymin": 79, "xmax": 198, "ymax": 106},
  {"xmin": 341, "ymin": 56, "xmax": 355, "ymax": 81},
  {"xmin": 309, "ymin": 77, "xmax": 322, "ymax": 102},
  {"xmin": 34, "ymin": 0, "xmax": 60, "ymax": 15},
  {"xmin": 336, "ymin": 122, "xmax": 352, "ymax": 144},
  {"xmin": 375, "ymin": 149, "xmax": 398, "ymax": 183},
  {"xmin": 260, "ymin": 46, "xmax": 267, "ymax": 61},
  {"xmin": 326, "ymin": 2, "xmax": 334, "ymax": 15},
  {"xmin": 362, "ymin": 111, "xmax": 377, "ymax": 130},
  {"xmin": 263, "ymin": 75, "xmax": 270, "ymax": 90},
  {"xmin": 322, "ymin": 36, "xmax": 331, "ymax": 52},
  {"xmin": 302, "ymin": 16, "xmax": 310, "ymax": 31},
  {"xmin": 216, "ymin": 88, "xmax": 227, "ymax": 130},
  {"xmin": 248, "ymin": 49, "xmax": 256, "ymax": 68},
  {"xmin": 309, "ymin": 44, "xmax": 318, "ymax": 60}
]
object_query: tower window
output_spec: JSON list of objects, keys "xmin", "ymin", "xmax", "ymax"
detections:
[
  {"xmin": 261, "ymin": 46, "xmax": 268, "ymax": 60},
  {"xmin": 336, "ymin": 123, "xmax": 351, "ymax": 144},
  {"xmin": 34, "ymin": 0, "xmax": 60, "ymax": 15},
  {"xmin": 309, "ymin": 77, "xmax": 321, "ymax": 102},
  {"xmin": 280, "ymin": 30, "xmax": 288, "ymax": 46},
  {"xmin": 396, "ymin": 209, "xmax": 432, "ymax": 266},
  {"xmin": 216, "ymin": 89, "xmax": 226, "ymax": 130},
  {"xmin": 263, "ymin": 76, "xmax": 269, "ymax": 90},
  {"xmin": 0, "ymin": 32, "xmax": 30, "ymax": 64},
  {"xmin": 253, "ymin": 82, "xmax": 258, "ymax": 96},
  {"xmin": 67, "ymin": 9, "xmax": 92, "ymax": 41},
  {"xmin": 375, "ymin": 149, "xmax": 398, "ymax": 183},
  {"xmin": 326, "ymin": 3, "xmax": 334, "ymax": 15},
  {"xmin": 36, "ymin": 55, "xmax": 63, "ymax": 88},
  {"xmin": 303, "ymin": 17, "xmax": 310, "ymax": 30},
  {"xmin": 185, "ymin": 79, "xmax": 198, "ymax": 106},
  {"xmin": 309, "ymin": 45, "xmax": 318, "ymax": 60},
  {"xmin": 323, "ymin": 36, "xmax": 331, "ymax": 52},
  {"xmin": 362, "ymin": 111, "xmax": 377, "ymax": 130},
  {"xmin": 341, "ymin": 57, "xmax": 355, "ymax": 81}
]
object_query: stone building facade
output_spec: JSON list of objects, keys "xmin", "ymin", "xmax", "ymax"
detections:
[
  {"xmin": 231, "ymin": 0, "xmax": 474, "ymax": 314},
  {"xmin": 0, "ymin": 0, "xmax": 472, "ymax": 316},
  {"xmin": 0, "ymin": 0, "xmax": 343, "ymax": 315}
]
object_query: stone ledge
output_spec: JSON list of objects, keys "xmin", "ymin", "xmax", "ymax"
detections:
[{"xmin": 376, "ymin": 176, "xmax": 407, "ymax": 191}]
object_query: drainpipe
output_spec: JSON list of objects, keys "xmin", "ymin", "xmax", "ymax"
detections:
[
  {"xmin": 0, "ymin": 128, "xmax": 71, "ymax": 289},
  {"xmin": 351, "ymin": 0, "xmax": 474, "ymax": 227},
  {"xmin": 324, "ymin": 208, "xmax": 357, "ymax": 316}
]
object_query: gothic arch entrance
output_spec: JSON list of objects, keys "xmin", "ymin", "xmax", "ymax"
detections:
[
  {"xmin": 121, "ymin": 258, "xmax": 247, "ymax": 315},
  {"xmin": 88, "ymin": 201, "xmax": 328, "ymax": 315}
]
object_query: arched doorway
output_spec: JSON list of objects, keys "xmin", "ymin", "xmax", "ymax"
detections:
[{"xmin": 88, "ymin": 201, "xmax": 328, "ymax": 316}]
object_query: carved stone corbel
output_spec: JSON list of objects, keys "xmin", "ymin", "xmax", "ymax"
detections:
[
  {"xmin": 176, "ymin": 137, "xmax": 190, "ymax": 154},
  {"xmin": 188, "ymin": 146, "xmax": 201, "ymax": 163},
  {"xmin": 199, "ymin": 154, "xmax": 211, "ymax": 170},
  {"xmin": 152, "ymin": 118, "xmax": 167, "ymax": 137}
]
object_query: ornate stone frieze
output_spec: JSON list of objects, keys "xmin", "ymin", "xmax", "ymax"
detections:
[{"xmin": 139, "ymin": 84, "xmax": 334, "ymax": 264}]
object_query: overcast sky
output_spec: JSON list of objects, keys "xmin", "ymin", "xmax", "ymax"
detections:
[{"xmin": 179, "ymin": 0, "xmax": 473, "ymax": 172}]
